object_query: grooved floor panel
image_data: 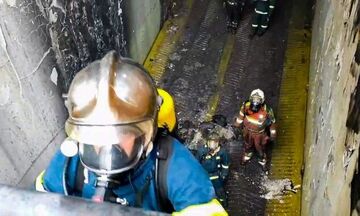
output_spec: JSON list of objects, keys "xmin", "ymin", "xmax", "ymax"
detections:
[
  {"xmin": 143, "ymin": 0, "xmax": 305, "ymax": 215},
  {"xmin": 265, "ymin": 1, "xmax": 311, "ymax": 214}
]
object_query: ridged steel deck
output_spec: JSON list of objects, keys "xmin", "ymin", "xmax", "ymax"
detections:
[{"xmin": 143, "ymin": 0, "xmax": 309, "ymax": 215}]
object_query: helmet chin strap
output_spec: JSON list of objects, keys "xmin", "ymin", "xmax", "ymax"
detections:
[{"xmin": 92, "ymin": 172, "xmax": 128, "ymax": 205}]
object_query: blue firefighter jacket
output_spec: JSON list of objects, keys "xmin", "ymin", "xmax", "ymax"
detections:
[
  {"xmin": 42, "ymin": 138, "xmax": 216, "ymax": 212},
  {"xmin": 196, "ymin": 146, "xmax": 230, "ymax": 188}
]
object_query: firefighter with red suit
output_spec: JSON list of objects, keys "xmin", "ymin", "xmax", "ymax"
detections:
[{"xmin": 233, "ymin": 89, "xmax": 276, "ymax": 166}]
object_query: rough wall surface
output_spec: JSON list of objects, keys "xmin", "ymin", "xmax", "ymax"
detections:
[
  {"xmin": 36, "ymin": 0, "xmax": 164, "ymax": 91},
  {"xmin": 0, "ymin": 0, "xmax": 165, "ymax": 187},
  {"xmin": 36, "ymin": 0, "xmax": 129, "ymax": 91},
  {"xmin": 0, "ymin": 0, "xmax": 66, "ymax": 187},
  {"xmin": 302, "ymin": 0, "xmax": 360, "ymax": 215}
]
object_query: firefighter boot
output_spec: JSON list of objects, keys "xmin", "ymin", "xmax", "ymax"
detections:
[
  {"xmin": 257, "ymin": 28, "xmax": 266, "ymax": 36},
  {"xmin": 231, "ymin": 21, "xmax": 238, "ymax": 34},
  {"xmin": 258, "ymin": 153, "xmax": 267, "ymax": 167},
  {"xmin": 227, "ymin": 20, "xmax": 232, "ymax": 32},
  {"xmin": 241, "ymin": 151, "xmax": 253, "ymax": 165}
]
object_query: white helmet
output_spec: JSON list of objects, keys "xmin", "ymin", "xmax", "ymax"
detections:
[
  {"xmin": 249, "ymin": 89, "xmax": 265, "ymax": 112},
  {"xmin": 250, "ymin": 89, "xmax": 265, "ymax": 103}
]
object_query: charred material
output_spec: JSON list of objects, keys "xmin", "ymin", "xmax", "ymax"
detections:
[
  {"xmin": 346, "ymin": 77, "xmax": 360, "ymax": 133},
  {"xmin": 160, "ymin": 0, "xmax": 176, "ymax": 24},
  {"xmin": 36, "ymin": 0, "xmax": 128, "ymax": 92}
]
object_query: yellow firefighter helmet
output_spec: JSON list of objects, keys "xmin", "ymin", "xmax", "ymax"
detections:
[{"xmin": 157, "ymin": 88, "xmax": 177, "ymax": 132}]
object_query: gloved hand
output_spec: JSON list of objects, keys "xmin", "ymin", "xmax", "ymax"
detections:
[
  {"xmin": 232, "ymin": 116, "xmax": 240, "ymax": 127},
  {"xmin": 269, "ymin": 123, "xmax": 276, "ymax": 141},
  {"xmin": 270, "ymin": 130, "xmax": 276, "ymax": 142},
  {"xmin": 231, "ymin": 125, "xmax": 242, "ymax": 139}
]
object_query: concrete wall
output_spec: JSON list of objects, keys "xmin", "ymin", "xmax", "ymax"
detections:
[
  {"xmin": 0, "ymin": 0, "xmax": 66, "ymax": 187},
  {"xmin": 36, "ymin": 0, "xmax": 162, "ymax": 91},
  {"xmin": 0, "ymin": 0, "xmax": 163, "ymax": 187},
  {"xmin": 123, "ymin": 0, "xmax": 162, "ymax": 63},
  {"xmin": 302, "ymin": 0, "xmax": 360, "ymax": 215}
]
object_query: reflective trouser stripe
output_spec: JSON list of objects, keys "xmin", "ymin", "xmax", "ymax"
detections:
[
  {"xmin": 252, "ymin": 24, "xmax": 259, "ymax": 27},
  {"xmin": 255, "ymin": 9, "xmax": 268, "ymax": 15},
  {"xmin": 269, "ymin": 5, "xmax": 275, "ymax": 8},
  {"xmin": 172, "ymin": 199, "xmax": 228, "ymax": 216},
  {"xmin": 210, "ymin": 175, "xmax": 219, "ymax": 180},
  {"xmin": 222, "ymin": 164, "xmax": 229, "ymax": 169},
  {"xmin": 236, "ymin": 117, "xmax": 243, "ymax": 124},
  {"xmin": 35, "ymin": 170, "xmax": 47, "ymax": 192},
  {"xmin": 261, "ymin": 25, "xmax": 268, "ymax": 28}
]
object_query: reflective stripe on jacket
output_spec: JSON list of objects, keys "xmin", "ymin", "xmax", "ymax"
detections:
[{"xmin": 40, "ymin": 138, "xmax": 225, "ymax": 214}]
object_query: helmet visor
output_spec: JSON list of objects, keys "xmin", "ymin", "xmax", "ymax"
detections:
[
  {"xmin": 76, "ymin": 121, "xmax": 154, "ymax": 175},
  {"xmin": 66, "ymin": 119, "xmax": 155, "ymax": 147},
  {"xmin": 250, "ymin": 96, "xmax": 262, "ymax": 112}
]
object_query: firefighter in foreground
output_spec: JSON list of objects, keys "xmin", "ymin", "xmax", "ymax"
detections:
[
  {"xmin": 224, "ymin": 0, "xmax": 245, "ymax": 34},
  {"xmin": 233, "ymin": 89, "xmax": 276, "ymax": 166},
  {"xmin": 35, "ymin": 51, "xmax": 228, "ymax": 215},
  {"xmin": 196, "ymin": 132, "xmax": 230, "ymax": 207},
  {"xmin": 250, "ymin": 0, "xmax": 276, "ymax": 37}
]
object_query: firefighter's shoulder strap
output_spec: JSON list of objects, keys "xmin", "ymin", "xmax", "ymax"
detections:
[
  {"xmin": 155, "ymin": 134, "xmax": 175, "ymax": 213},
  {"xmin": 61, "ymin": 156, "xmax": 84, "ymax": 196},
  {"xmin": 74, "ymin": 158, "xmax": 85, "ymax": 195},
  {"xmin": 63, "ymin": 156, "xmax": 85, "ymax": 195}
]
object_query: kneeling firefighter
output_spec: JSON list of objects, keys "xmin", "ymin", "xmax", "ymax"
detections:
[
  {"xmin": 196, "ymin": 132, "xmax": 230, "ymax": 207},
  {"xmin": 35, "ymin": 51, "xmax": 228, "ymax": 215}
]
